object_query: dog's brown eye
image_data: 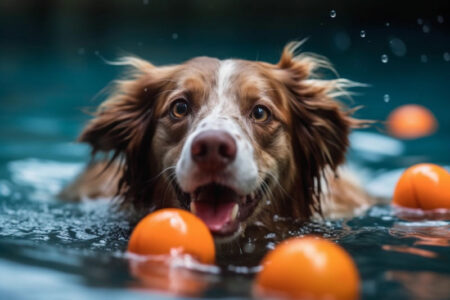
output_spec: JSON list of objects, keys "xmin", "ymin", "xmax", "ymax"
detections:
[
  {"xmin": 170, "ymin": 100, "xmax": 189, "ymax": 119},
  {"xmin": 251, "ymin": 105, "xmax": 271, "ymax": 123}
]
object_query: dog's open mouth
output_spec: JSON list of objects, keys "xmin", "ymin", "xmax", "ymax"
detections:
[{"xmin": 180, "ymin": 183, "xmax": 262, "ymax": 236}]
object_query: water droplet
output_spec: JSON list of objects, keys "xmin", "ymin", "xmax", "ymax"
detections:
[
  {"xmin": 171, "ymin": 33, "xmax": 178, "ymax": 40},
  {"xmin": 389, "ymin": 38, "xmax": 407, "ymax": 57},
  {"xmin": 143, "ymin": 0, "xmax": 149, "ymax": 5},
  {"xmin": 94, "ymin": 50, "xmax": 99, "ymax": 56},
  {"xmin": 381, "ymin": 54, "xmax": 389, "ymax": 63},
  {"xmin": 265, "ymin": 232, "xmax": 277, "ymax": 239},
  {"xmin": 77, "ymin": 48, "xmax": 85, "ymax": 55},
  {"xmin": 420, "ymin": 54, "xmax": 428, "ymax": 63},
  {"xmin": 360, "ymin": 30, "xmax": 366, "ymax": 38},
  {"xmin": 443, "ymin": 52, "xmax": 450, "ymax": 62},
  {"xmin": 383, "ymin": 94, "xmax": 390, "ymax": 103},
  {"xmin": 330, "ymin": 9, "xmax": 336, "ymax": 18},
  {"xmin": 422, "ymin": 24, "xmax": 430, "ymax": 33},
  {"xmin": 385, "ymin": 22, "xmax": 390, "ymax": 27},
  {"xmin": 144, "ymin": 87, "xmax": 148, "ymax": 92},
  {"xmin": 417, "ymin": 18, "xmax": 423, "ymax": 25},
  {"xmin": 266, "ymin": 242, "xmax": 276, "ymax": 250},
  {"xmin": 243, "ymin": 242, "xmax": 255, "ymax": 253},
  {"xmin": 437, "ymin": 15, "xmax": 444, "ymax": 24}
]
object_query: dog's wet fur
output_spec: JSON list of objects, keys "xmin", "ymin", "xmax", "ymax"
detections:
[{"xmin": 61, "ymin": 42, "xmax": 373, "ymax": 252}]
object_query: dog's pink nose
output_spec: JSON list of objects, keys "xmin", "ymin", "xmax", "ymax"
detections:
[{"xmin": 191, "ymin": 130, "xmax": 237, "ymax": 171}]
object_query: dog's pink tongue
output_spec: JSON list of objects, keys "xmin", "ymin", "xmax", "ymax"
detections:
[{"xmin": 194, "ymin": 201, "xmax": 236, "ymax": 232}]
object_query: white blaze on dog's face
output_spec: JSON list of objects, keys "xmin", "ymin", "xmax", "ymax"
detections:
[
  {"xmin": 176, "ymin": 60, "xmax": 261, "ymax": 238},
  {"xmin": 176, "ymin": 60, "xmax": 258, "ymax": 195}
]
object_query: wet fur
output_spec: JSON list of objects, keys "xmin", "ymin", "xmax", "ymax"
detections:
[{"xmin": 61, "ymin": 42, "xmax": 373, "ymax": 238}]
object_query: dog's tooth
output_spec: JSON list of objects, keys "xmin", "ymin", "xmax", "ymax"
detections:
[
  {"xmin": 250, "ymin": 192, "xmax": 255, "ymax": 200},
  {"xmin": 231, "ymin": 203, "xmax": 239, "ymax": 221},
  {"xmin": 190, "ymin": 201, "xmax": 196, "ymax": 214}
]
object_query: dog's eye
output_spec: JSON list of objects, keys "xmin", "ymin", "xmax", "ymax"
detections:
[
  {"xmin": 251, "ymin": 105, "xmax": 271, "ymax": 123},
  {"xmin": 170, "ymin": 100, "xmax": 190, "ymax": 119}
]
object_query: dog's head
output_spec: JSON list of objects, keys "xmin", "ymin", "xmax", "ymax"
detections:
[{"xmin": 80, "ymin": 42, "xmax": 362, "ymax": 242}]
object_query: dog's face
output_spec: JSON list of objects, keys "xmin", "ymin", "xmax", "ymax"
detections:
[
  {"xmin": 80, "ymin": 43, "xmax": 359, "ymax": 242},
  {"xmin": 153, "ymin": 58, "xmax": 294, "ymax": 240}
]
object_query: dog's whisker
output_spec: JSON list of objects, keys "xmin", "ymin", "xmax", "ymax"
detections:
[{"xmin": 149, "ymin": 166, "xmax": 177, "ymax": 183}]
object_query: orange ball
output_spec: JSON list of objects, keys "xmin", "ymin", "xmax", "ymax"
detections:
[
  {"xmin": 128, "ymin": 208, "xmax": 215, "ymax": 264},
  {"xmin": 387, "ymin": 104, "xmax": 437, "ymax": 139},
  {"xmin": 393, "ymin": 164, "xmax": 450, "ymax": 210},
  {"xmin": 255, "ymin": 236, "xmax": 360, "ymax": 300}
]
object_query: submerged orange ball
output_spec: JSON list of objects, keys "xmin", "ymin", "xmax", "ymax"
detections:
[
  {"xmin": 128, "ymin": 208, "xmax": 215, "ymax": 264},
  {"xmin": 255, "ymin": 237, "xmax": 360, "ymax": 300},
  {"xmin": 387, "ymin": 104, "xmax": 437, "ymax": 139},
  {"xmin": 393, "ymin": 164, "xmax": 450, "ymax": 210}
]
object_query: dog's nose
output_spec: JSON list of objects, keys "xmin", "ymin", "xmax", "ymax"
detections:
[{"xmin": 191, "ymin": 130, "xmax": 237, "ymax": 171}]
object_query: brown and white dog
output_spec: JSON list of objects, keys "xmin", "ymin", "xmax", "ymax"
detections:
[{"xmin": 62, "ymin": 42, "xmax": 372, "ymax": 244}]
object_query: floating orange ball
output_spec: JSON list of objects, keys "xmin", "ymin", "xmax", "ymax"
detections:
[
  {"xmin": 128, "ymin": 208, "xmax": 215, "ymax": 264},
  {"xmin": 254, "ymin": 236, "xmax": 360, "ymax": 300},
  {"xmin": 393, "ymin": 164, "xmax": 450, "ymax": 210},
  {"xmin": 387, "ymin": 104, "xmax": 437, "ymax": 139}
]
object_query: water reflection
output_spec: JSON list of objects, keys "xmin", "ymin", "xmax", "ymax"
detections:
[
  {"xmin": 386, "ymin": 271, "xmax": 450, "ymax": 300},
  {"xmin": 389, "ymin": 223, "xmax": 450, "ymax": 247},
  {"xmin": 128, "ymin": 254, "xmax": 218, "ymax": 297}
]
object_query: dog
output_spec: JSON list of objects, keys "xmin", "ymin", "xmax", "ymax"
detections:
[{"xmin": 61, "ymin": 42, "xmax": 373, "ymax": 246}]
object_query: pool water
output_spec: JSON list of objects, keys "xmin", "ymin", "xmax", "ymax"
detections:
[{"xmin": 1, "ymin": 1, "xmax": 450, "ymax": 299}]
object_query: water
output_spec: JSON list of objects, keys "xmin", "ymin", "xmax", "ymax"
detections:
[
  {"xmin": 330, "ymin": 10, "xmax": 337, "ymax": 18},
  {"xmin": 1, "ymin": 2, "xmax": 450, "ymax": 299}
]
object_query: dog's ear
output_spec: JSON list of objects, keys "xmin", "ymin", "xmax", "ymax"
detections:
[
  {"xmin": 79, "ymin": 58, "xmax": 172, "ymax": 154},
  {"xmin": 275, "ymin": 42, "xmax": 367, "ymax": 217},
  {"xmin": 277, "ymin": 41, "xmax": 365, "ymax": 171}
]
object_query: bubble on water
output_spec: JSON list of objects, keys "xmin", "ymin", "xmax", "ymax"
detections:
[
  {"xmin": 385, "ymin": 22, "xmax": 390, "ymax": 27},
  {"xmin": 417, "ymin": 18, "xmax": 423, "ymax": 25},
  {"xmin": 384, "ymin": 94, "xmax": 390, "ymax": 103},
  {"xmin": 389, "ymin": 38, "xmax": 407, "ymax": 57},
  {"xmin": 444, "ymin": 52, "xmax": 450, "ymax": 62},
  {"xmin": 171, "ymin": 33, "xmax": 178, "ymax": 40},
  {"xmin": 381, "ymin": 54, "xmax": 389, "ymax": 63},
  {"xmin": 437, "ymin": 15, "xmax": 444, "ymax": 24},
  {"xmin": 330, "ymin": 9, "xmax": 336, "ymax": 18},
  {"xmin": 422, "ymin": 24, "xmax": 430, "ymax": 33},
  {"xmin": 381, "ymin": 215, "xmax": 393, "ymax": 221},
  {"xmin": 360, "ymin": 30, "xmax": 366, "ymax": 38},
  {"xmin": 420, "ymin": 54, "xmax": 428, "ymax": 63}
]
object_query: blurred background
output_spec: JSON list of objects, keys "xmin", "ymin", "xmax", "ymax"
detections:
[
  {"xmin": 0, "ymin": 1, "xmax": 449, "ymax": 299},
  {"xmin": 1, "ymin": 1, "xmax": 449, "ymax": 154}
]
